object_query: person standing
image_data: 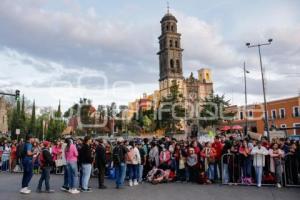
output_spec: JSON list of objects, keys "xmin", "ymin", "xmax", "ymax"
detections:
[
  {"xmin": 36, "ymin": 141, "xmax": 55, "ymax": 193},
  {"xmin": 126, "ymin": 141, "xmax": 141, "ymax": 187},
  {"xmin": 79, "ymin": 136, "xmax": 93, "ymax": 192},
  {"xmin": 137, "ymin": 141, "xmax": 146, "ymax": 183},
  {"xmin": 20, "ymin": 135, "xmax": 35, "ymax": 194},
  {"xmin": 65, "ymin": 138, "xmax": 80, "ymax": 194},
  {"xmin": 10, "ymin": 141, "xmax": 17, "ymax": 172},
  {"xmin": 95, "ymin": 139, "xmax": 107, "ymax": 189},
  {"xmin": 269, "ymin": 143, "xmax": 284, "ymax": 188},
  {"xmin": 113, "ymin": 138, "xmax": 128, "ymax": 189},
  {"xmin": 251, "ymin": 141, "xmax": 269, "ymax": 187}
]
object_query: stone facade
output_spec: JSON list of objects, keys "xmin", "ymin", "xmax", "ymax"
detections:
[
  {"xmin": 158, "ymin": 12, "xmax": 213, "ymax": 102},
  {"xmin": 0, "ymin": 97, "xmax": 8, "ymax": 134}
]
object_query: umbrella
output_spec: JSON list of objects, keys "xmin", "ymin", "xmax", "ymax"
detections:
[
  {"xmin": 232, "ymin": 125, "xmax": 243, "ymax": 130},
  {"xmin": 220, "ymin": 126, "xmax": 231, "ymax": 131}
]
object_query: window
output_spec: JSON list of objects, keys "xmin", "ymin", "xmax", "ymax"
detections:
[
  {"xmin": 280, "ymin": 124, "xmax": 287, "ymax": 128},
  {"xmin": 176, "ymin": 60, "xmax": 180, "ymax": 69},
  {"xmin": 206, "ymin": 73, "xmax": 210, "ymax": 80},
  {"xmin": 271, "ymin": 109, "xmax": 277, "ymax": 119},
  {"xmin": 248, "ymin": 110, "xmax": 253, "ymax": 118},
  {"xmin": 175, "ymin": 41, "xmax": 178, "ymax": 48},
  {"xmin": 171, "ymin": 25, "xmax": 174, "ymax": 31},
  {"xmin": 293, "ymin": 123, "xmax": 300, "ymax": 135},
  {"xmin": 166, "ymin": 25, "xmax": 169, "ymax": 31},
  {"xmin": 293, "ymin": 106, "xmax": 300, "ymax": 117},
  {"xmin": 169, "ymin": 40, "xmax": 173, "ymax": 48},
  {"xmin": 279, "ymin": 108, "xmax": 285, "ymax": 119},
  {"xmin": 240, "ymin": 112, "xmax": 244, "ymax": 120},
  {"xmin": 170, "ymin": 59, "xmax": 174, "ymax": 68}
]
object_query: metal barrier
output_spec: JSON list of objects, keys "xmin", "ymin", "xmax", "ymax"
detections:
[
  {"xmin": 284, "ymin": 153, "xmax": 300, "ymax": 187},
  {"xmin": 221, "ymin": 153, "xmax": 279, "ymax": 186}
]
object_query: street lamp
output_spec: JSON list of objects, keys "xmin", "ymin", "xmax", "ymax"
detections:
[
  {"xmin": 243, "ymin": 62, "xmax": 250, "ymax": 136},
  {"xmin": 246, "ymin": 38, "xmax": 273, "ymax": 139}
]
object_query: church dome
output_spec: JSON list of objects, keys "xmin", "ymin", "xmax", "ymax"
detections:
[{"xmin": 161, "ymin": 13, "xmax": 177, "ymax": 22}]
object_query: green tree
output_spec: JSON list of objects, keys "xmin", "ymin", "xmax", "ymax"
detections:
[
  {"xmin": 29, "ymin": 100, "xmax": 36, "ymax": 137},
  {"xmin": 199, "ymin": 93, "xmax": 231, "ymax": 129},
  {"xmin": 159, "ymin": 81, "xmax": 185, "ymax": 135}
]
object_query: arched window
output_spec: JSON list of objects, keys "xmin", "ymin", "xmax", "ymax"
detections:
[
  {"xmin": 171, "ymin": 25, "xmax": 174, "ymax": 31},
  {"xmin": 166, "ymin": 25, "xmax": 169, "ymax": 31},
  {"xmin": 169, "ymin": 40, "xmax": 173, "ymax": 48},
  {"xmin": 206, "ymin": 73, "xmax": 210, "ymax": 80},
  {"xmin": 170, "ymin": 59, "xmax": 174, "ymax": 68},
  {"xmin": 175, "ymin": 41, "xmax": 178, "ymax": 48},
  {"xmin": 176, "ymin": 60, "xmax": 180, "ymax": 68}
]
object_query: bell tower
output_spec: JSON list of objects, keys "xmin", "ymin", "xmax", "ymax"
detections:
[{"xmin": 158, "ymin": 11, "xmax": 184, "ymax": 97}]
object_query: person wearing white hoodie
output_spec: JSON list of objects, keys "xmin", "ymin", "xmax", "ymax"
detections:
[
  {"xmin": 251, "ymin": 141, "xmax": 269, "ymax": 187},
  {"xmin": 126, "ymin": 141, "xmax": 141, "ymax": 187}
]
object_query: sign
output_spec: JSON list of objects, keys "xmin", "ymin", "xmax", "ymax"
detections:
[{"xmin": 16, "ymin": 129, "xmax": 20, "ymax": 135}]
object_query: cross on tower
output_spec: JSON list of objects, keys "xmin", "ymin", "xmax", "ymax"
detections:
[{"xmin": 167, "ymin": 1, "xmax": 170, "ymax": 13}]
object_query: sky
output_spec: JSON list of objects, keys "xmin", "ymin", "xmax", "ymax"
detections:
[{"xmin": 0, "ymin": 0, "xmax": 299, "ymax": 111}]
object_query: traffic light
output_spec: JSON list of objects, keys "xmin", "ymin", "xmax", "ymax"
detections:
[{"xmin": 15, "ymin": 90, "xmax": 20, "ymax": 101}]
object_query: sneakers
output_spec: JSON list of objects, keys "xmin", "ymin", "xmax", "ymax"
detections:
[
  {"xmin": 133, "ymin": 179, "xmax": 139, "ymax": 186},
  {"xmin": 81, "ymin": 188, "xmax": 92, "ymax": 193},
  {"xmin": 68, "ymin": 189, "xmax": 80, "ymax": 194},
  {"xmin": 129, "ymin": 180, "xmax": 133, "ymax": 187},
  {"xmin": 60, "ymin": 186, "xmax": 69, "ymax": 191},
  {"xmin": 20, "ymin": 187, "xmax": 31, "ymax": 194},
  {"xmin": 257, "ymin": 184, "xmax": 262, "ymax": 188},
  {"xmin": 277, "ymin": 183, "xmax": 282, "ymax": 188}
]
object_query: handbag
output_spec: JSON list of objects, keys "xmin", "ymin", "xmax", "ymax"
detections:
[{"xmin": 55, "ymin": 159, "xmax": 66, "ymax": 167}]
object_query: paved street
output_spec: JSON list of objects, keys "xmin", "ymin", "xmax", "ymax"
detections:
[{"xmin": 0, "ymin": 173, "xmax": 299, "ymax": 200}]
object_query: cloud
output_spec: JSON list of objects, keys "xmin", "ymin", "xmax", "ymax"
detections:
[{"xmin": 0, "ymin": 0, "xmax": 299, "ymax": 109}]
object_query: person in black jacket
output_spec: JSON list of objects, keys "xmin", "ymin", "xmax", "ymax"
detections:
[
  {"xmin": 78, "ymin": 136, "xmax": 93, "ymax": 192},
  {"xmin": 95, "ymin": 139, "xmax": 107, "ymax": 189},
  {"xmin": 37, "ymin": 141, "xmax": 54, "ymax": 193}
]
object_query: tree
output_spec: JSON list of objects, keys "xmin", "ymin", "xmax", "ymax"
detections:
[
  {"xmin": 28, "ymin": 100, "xmax": 36, "ymax": 137},
  {"xmin": 199, "ymin": 93, "xmax": 231, "ymax": 129},
  {"xmin": 159, "ymin": 81, "xmax": 185, "ymax": 135}
]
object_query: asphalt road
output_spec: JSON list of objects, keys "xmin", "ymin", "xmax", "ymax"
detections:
[{"xmin": 0, "ymin": 173, "xmax": 299, "ymax": 200}]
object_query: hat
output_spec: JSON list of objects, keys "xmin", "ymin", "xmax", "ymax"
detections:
[{"xmin": 43, "ymin": 141, "xmax": 50, "ymax": 148}]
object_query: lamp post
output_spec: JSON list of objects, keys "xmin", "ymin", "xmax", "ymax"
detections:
[
  {"xmin": 246, "ymin": 39, "xmax": 273, "ymax": 139},
  {"xmin": 243, "ymin": 62, "xmax": 250, "ymax": 136}
]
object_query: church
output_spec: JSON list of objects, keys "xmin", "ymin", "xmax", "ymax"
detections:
[{"xmin": 128, "ymin": 11, "xmax": 214, "ymax": 136}]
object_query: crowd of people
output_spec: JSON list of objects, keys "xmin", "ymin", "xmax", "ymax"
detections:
[{"xmin": 0, "ymin": 133, "xmax": 300, "ymax": 194}]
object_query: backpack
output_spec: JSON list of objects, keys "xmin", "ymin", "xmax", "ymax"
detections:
[
  {"xmin": 20, "ymin": 143, "xmax": 28, "ymax": 159},
  {"xmin": 39, "ymin": 149, "xmax": 50, "ymax": 168},
  {"xmin": 16, "ymin": 143, "xmax": 25, "ymax": 158},
  {"xmin": 113, "ymin": 146, "xmax": 122, "ymax": 166}
]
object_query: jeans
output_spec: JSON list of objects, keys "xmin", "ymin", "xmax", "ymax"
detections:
[
  {"xmin": 21, "ymin": 159, "xmax": 33, "ymax": 188},
  {"xmin": 128, "ymin": 164, "xmax": 138, "ymax": 181},
  {"xmin": 115, "ymin": 163, "xmax": 126, "ymax": 188},
  {"xmin": 37, "ymin": 167, "xmax": 51, "ymax": 191},
  {"xmin": 214, "ymin": 160, "xmax": 221, "ymax": 180},
  {"xmin": 67, "ymin": 162, "xmax": 78, "ymax": 189},
  {"xmin": 274, "ymin": 160, "xmax": 283, "ymax": 184},
  {"xmin": 63, "ymin": 166, "xmax": 69, "ymax": 188},
  {"xmin": 208, "ymin": 164, "xmax": 215, "ymax": 180},
  {"xmin": 223, "ymin": 163, "xmax": 229, "ymax": 184},
  {"xmin": 254, "ymin": 166, "xmax": 263, "ymax": 186},
  {"xmin": 138, "ymin": 165, "xmax": 144, "ymax": 182},
  {"xmin": 2, "ymin": 160, "xmax": 9, "ymax": 171},
  {"xmin": 242, "ymin": 158, "xmax": 252, "ymax": 178},
  {"xmin": 81, "ymin": 164, "xmax": 92, "ymax": 190}
]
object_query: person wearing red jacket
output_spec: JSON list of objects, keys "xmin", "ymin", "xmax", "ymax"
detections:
[{"xmin": 211, "ymin": 136, "xmax": 224, "ymax": 181}]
